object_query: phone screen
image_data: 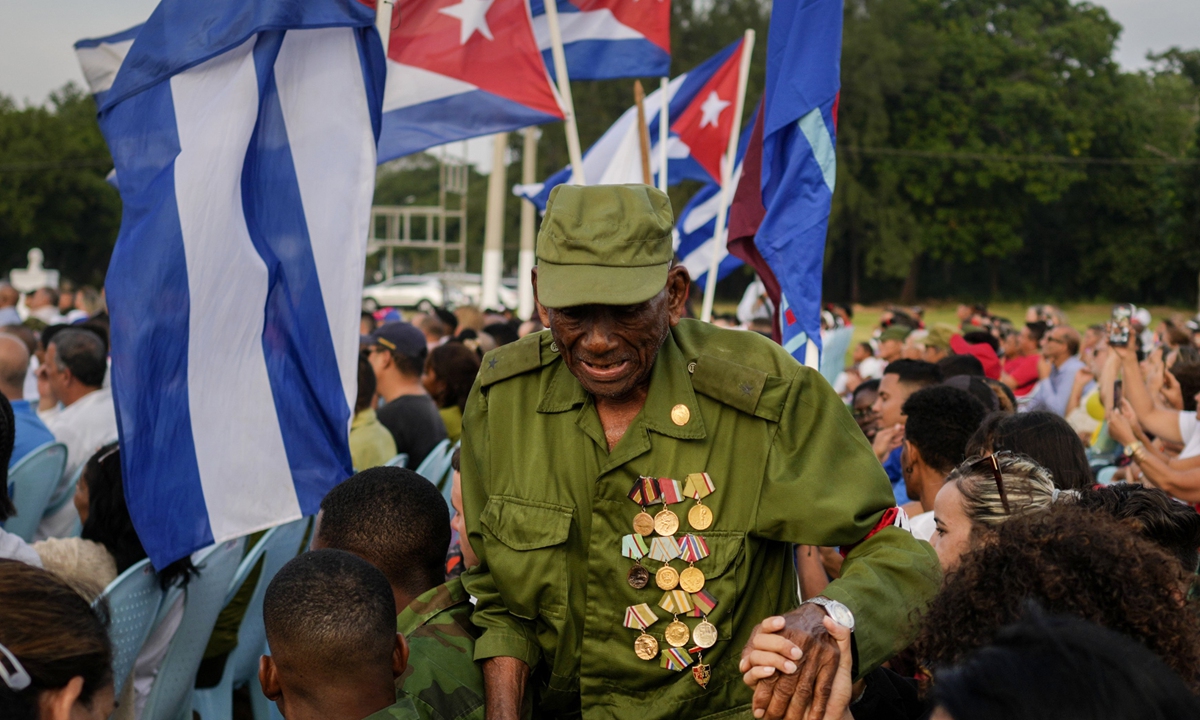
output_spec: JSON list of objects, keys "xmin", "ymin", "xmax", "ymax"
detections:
[
  {"xmin": 1113, "ymin": 379, "xmax": 1123, "ymax": 408},
  {"xmin": 1109, "ymin": 304, "xmax": 1133, "ymax": 347}
]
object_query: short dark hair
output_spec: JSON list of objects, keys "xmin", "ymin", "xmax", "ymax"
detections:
[
  {"xmin": 356, "ymin": 354, "xmax": 377, "ymax": 414},
  {"xmin": 317, "ymin": 467, "xmax": 450, "ymax": 597},
  {"xmin": 852, "ymin": 378, "xmax": 880, "ymax": 403},
  {"xmin": 934, "ymin": 606, "xmax": 1200, "ymax": 720},
  {"xmin": 902, "ymin": 386, "xmax": 988, "ymax": 473},
  {"xmin": 883, "ymin": 359, "xmax": 942, "ymax": 388},
  {"xmin": 482, "ymin": 322, "xmax": 519, "ymax": 347},
  {"xmin": 391, "ymin": 349, "xmax": 426, "ymax": 379},
  {"xmin": 938, "ymin": 353, "xmax": 984, "ymax": 379},
  {"xmin": 50, "ymin": 328, "xmax": 106, "ymax": 388},
  {"xmin": 988, "ymin": 412, "xmax": 1092, "ymax": 491},
  {"xmin": 1071, "ymin": 484, "xmax": 1200, "ymax": 572},
  {"xmin": 961, "ymin": 331, "xmax": 999, "ymax": 353},
  {"xmin": 264, "ymin": 549, "xmax": 396, "ymax": 672},
  {"xmin": 1025, "ymin": 321, "xmax": 1048, "ymax": 342},
  {"xmin": 857, "ymin": 341, "xmax": 874, "ymax": 356},
  {"xmin": 1171, "ymin": 360, "xmax": 1200, "ymax": 412},
  {"xmin": 361, "ymin": 311, "xmax": 377, "ymax": 334},
  {"xmin": 434, "ymin": 308, "xmax": 459, "ymax": 334}
]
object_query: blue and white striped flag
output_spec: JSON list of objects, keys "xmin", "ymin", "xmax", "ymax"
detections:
[{"xmin": 96, "ymin": 0, "xmax": 386, "ymax": 568}]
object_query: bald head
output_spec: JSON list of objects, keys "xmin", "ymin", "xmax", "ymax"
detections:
[
  {"xmin": 0, "ymin": 283, "xmax": 17, "ymax": 309},
  {"xmin": 0, "ymin": 333, "xmax": 30, "ymax": 400}
]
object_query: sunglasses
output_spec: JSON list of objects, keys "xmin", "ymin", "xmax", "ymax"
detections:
[{"xmin": 969, "ymin": 452, "xmax": 1011, "ymax": 514}]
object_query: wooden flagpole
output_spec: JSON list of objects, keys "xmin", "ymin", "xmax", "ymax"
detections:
[
  {"xmin": 634, "ymin": 81, "xmax": 653, "ymax": 185},
  {"xmin": 542, "ymin": 0, "xmax": 586, "ymax": 184},
  {"xmin": 658, "ymin": 77, "xmax": 669, "ymax": 192}
]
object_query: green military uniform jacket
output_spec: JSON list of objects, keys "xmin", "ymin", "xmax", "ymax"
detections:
[
  {"xmin": 460, "ymin": 320, "xmax": 940, "ymax": 719},
  {"xmin": 397, "ymin": 579, "xmax": 486, "ymax": 720},
  {"xmin": 362, "ymin": 697, "xmax": 421, "ymax": 720}
]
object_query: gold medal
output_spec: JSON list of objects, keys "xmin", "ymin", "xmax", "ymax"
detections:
[
  {"xmin": 693, "ymin": 619, "xmax": 718, "ymax": 649},
  {"xmin": 671, "ymin": 404, "xmax": 691, "ymax": 426},
  {"xmin": 692, "ymin": 661, "xmax": 711, "ymax": 688},
  {"xmin": 688, "ymin": 503, "xmax": 713, "ymax": 531},
  {"xmin": 656, "ymin": 565, "xmax": 679, "ymax": 591},
  {"xmin": 634, "ymin": 632, "xmax": 659, "ymax": 660},
  {"xmin": 679, "ymin": 566, "xmax": 706, "ymax": 594},
  {"xmin": 654, "ymin": 508, "xmax": 679, "ymax": 536},
  {"xmin": 664, "ymin": 619, "xmax": 690, "ymax": 647},
  {"xmin": 633, "ymin": 511, "xmax": 655, "ymax": 536},
  {"xmin": 627, "ymin": 564, "xmax": 650, "ymax": 589}
]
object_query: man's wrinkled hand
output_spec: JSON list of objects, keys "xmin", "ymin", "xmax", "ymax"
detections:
[{"xmin": 739, "ymin": 604, "xmax": 841, "ymax": 720}]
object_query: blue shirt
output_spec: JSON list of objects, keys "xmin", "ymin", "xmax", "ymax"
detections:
[
  {"xmin": 1024, "ymin": 356, "xmax": 1086, "ymax": 417},
  {"xmin": 883, "ymin": 445, "xmax": 911, "ymax": 505},
  {"xmin": 10, "ymin": 399, "xmax": 56, "ymax": 468}
]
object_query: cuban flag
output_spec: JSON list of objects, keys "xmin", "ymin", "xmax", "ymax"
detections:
[
  {"xmin": 516, "ymin": 37, "xmax": 746, "ymax": 210},
  {"xmin": 530, "ymin": 0, "xmax": 670, "ymax": 80},
  {"xmin": 728, "ymin": 0, "xmax": 841, "ymax": 363},
  {"xmin": 674, "ymin": 117, "xmax": 753, "ymax": 290},
  {"xmin": 377, "ymin": 0, "xmax": 565, "ymax": 163},
  {"xmin": 96, "ymin": 0, "xmax": 385, "ymax": 568}
]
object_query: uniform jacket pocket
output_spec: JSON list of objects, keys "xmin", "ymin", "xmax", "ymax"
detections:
[{"xmin": 480, "ymin": 496, "xmax": 574, "ymax": 620}]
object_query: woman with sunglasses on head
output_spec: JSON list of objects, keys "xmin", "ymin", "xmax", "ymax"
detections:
[
  {"xmin": 930, "ymin": 452, "xmax": 1062, "ymax": 570},
  {"xmin": 0, "ymin": 560, "xmax": 115, "ymax": 720}
]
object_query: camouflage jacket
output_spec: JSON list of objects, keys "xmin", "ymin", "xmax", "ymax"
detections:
[
  {"xmin": 397, "ymin": 579, "xmax": 486, "ymax": 720},
  {"xmin": 362, "ymin": 697, "xmax": 420, "ymax": 720}
]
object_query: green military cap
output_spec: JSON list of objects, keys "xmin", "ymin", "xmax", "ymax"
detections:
[
  {"xmin": 879, "ymin": 325, "xmax": 912, "ymax": 343},
  {"xmin": 536, "ymin": 184, "xmax": 674, "ymax": 308},
  {"xmin": 925, "ymin": 323, "xmax": 956, "ymax": 351}
]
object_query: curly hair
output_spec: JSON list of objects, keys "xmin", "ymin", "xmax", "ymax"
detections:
[
  {"xmin": 902, "ymin": 386, "xmax": 988, "ymax": 473},
  {"xmin": 1070, "ymin": 483, "xmax": 1200, "ymax": 573},
  {"xmin": 914, "ymin": 505, "xmax": 1200, "ymax": 688}
]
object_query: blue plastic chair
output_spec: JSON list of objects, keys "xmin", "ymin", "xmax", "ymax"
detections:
[
  {"xmin": 41, "ymin": 460, "xmax": 87, "ymax": 531},
  {"xmin": 93, "ymin": 558, "xmax": 164, "ymax": 701},
  {"xmin": 415, "ymin": 439, "xmax": 455, "ymax": 505},
  {"xmin": 140, "ymin": 538, "xmax": 244, "ymax": 720},
  {"xmin": 384, "ymin": 452, "xmax": 409, "ymax": 468},
  {"xmin": 3, "ymin": 442, "xmax": 68, "ymax": 541},
  {"xmin": 819, "ymin": 326, "xmax": 855, "ymax": 387},
  {"xmin": 191, "ymin": 518, "xmax": 310, "ymax": 720}
]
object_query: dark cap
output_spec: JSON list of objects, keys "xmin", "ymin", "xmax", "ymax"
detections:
[
  {"xmin": 366, "ymin": 321, "xmax": 426, "ymax": 358},
  {"xmin": 536, "ymin": 184, "xmax": 674, "ymax": 308}
]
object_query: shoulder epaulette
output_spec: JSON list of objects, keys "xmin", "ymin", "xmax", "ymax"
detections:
[
  {"xmin": 479, "ymin": 331, "xmax": 554, "ymax": 388},
  {"xmin": 690, "ymin": 353, "xmax": 788, "ymax": 422}
]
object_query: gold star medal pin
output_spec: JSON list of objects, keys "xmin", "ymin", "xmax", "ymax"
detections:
[{"xmin": 684, "ymin": 472, "xmax": 716, "ymax": 531}]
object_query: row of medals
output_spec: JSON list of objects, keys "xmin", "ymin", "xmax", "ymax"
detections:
[{"xmin": 628, "ymin": 475, "xmax": 717, "ymax": 687}]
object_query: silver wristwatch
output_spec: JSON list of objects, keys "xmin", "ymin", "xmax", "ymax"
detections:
[{"xmin": 802, "ymin": 597, "xmax": 855, "ymax": 631}]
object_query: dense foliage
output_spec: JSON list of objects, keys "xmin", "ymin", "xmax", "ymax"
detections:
[{"xmin": 1, "ymin": 0, "xmax": 1196, "ymax": 304}]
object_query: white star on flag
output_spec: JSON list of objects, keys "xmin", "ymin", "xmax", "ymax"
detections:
[
  {"xmin": 440, "ymin": 0, "xmax": 496, "ymax": 45},
  {"xmin": 699, "ymin": 91, "xmax": 731, "ymax": 129}
]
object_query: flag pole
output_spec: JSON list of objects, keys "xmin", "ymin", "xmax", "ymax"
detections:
[
  {"xmin": 658, "ymin": 76, "xmax": 669, "ymax": 193},
  {"xmin": 542, "ymin": 0, "xmax": 586, "ymax": 185},
  {"xmin": 700, "ymin": 29, "xmax": 754, "ymax": 323},
  {"xmin": 374, "ymin": 0, "xmax": 393, "ymax": 54},
  {"xmin": 634, "ymin": 81, "xmax": 653, "ymax": 185},
  {"xmin": 482, "ymin": 132, "xmax": 508, "ymax": 310},
  {"xmin": 518, "ymin": 127, "xmax": 539, "ymax": 320}
]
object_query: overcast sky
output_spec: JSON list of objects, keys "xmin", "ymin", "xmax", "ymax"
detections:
[{"xmin": 2, "ymin": 0, "xmax": 1198, "ymax": 172}]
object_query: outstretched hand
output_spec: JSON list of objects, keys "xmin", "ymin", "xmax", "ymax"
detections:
[{"xmin": 739, "ymin": 604, "xmax": 841, "ymax": 720}]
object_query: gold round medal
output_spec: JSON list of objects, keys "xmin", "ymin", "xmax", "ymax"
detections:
[
  {"xmin": 633, "ymin": 511, "xmax": 656, "ymax": 536},
  {"xmin": 665, "ymin": 620, "xmax": 691, "ymax": 648},
  {"xmin": 693, "ymin": 620, "xmax": 718, "ymax": 649},
  {"xmin": 688, "ymin": 503, "xmax": 713, "ymax": 531},
  {"xmin": 671, "ymin": 404, "xmax": 691, "ymax": 426},
  {"xmin": 654, "ymin": 509, "xmax": 680, "ymax": 536},
  {"xmin": 634, "ymin": 633, "xmax": 659, "ymax": 661},
  {"xmin": 655, "ymin": 565, "xmax": 679, "ymax": 591},
  {"xmin": 679, "ymin": 566, "xmax": 706, "ymax": 593},
  {"xmin": 627, "ymin": 564, "xmax": 650, "ymax": 589}
]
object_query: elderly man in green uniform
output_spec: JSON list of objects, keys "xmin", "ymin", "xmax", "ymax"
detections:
[{"xmin": 459, "ymin": 185, "xmax": 940, "ymax": 720}]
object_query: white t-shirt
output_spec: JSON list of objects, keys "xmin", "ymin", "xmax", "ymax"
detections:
[
  {"xmin": 36, "ymin": 387, "xmax": 119, "ymax": 539},
  {"xmin": 1179, "ymin": 411, "xmax": 1200, "ymax": 460}
]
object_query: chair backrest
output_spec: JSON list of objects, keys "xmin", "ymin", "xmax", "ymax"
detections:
[
  {"xmin": 384, "ymin": 452, "xmax": 408, "ymax": 468},
  {"xmin": 42, "ymin": 459, "xmax": 87, "ymax": 520},
  {"xmin": 415, "ymin": 439, "xmax": 455, "ymax": 505},
  {"xmin": 141, "ymin": 538, "xmax": 244, "ymax": 720},
  {"xmin": 3, "ymin": 442, "xmax": 68, "ymax": 541},
  {"xmin": 222, "ymin": 518, "xmax": 309, "ymax": 690},
  {"xmin": 819, "ymin": 326, "xmax": 855, "ymax": 386},
  {"xmin": 93, "ymin": 558, "xmax": 164, "ymax": 701}
]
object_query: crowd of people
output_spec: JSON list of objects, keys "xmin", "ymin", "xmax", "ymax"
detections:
[{"xmin": 5, "ymin": 183, "xmax": 1200, "ymax": 720}]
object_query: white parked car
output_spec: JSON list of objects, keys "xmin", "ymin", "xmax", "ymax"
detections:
[{"xmin": 363, "ymin": 272, "xmax": 520, "ymax": 311}]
